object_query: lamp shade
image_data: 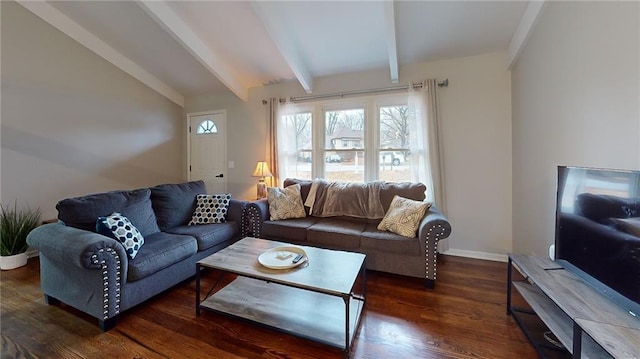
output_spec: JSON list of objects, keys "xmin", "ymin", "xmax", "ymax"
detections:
[{"xmin": 252, "ymin": 161, "xmax": 273, "ymax": 178}]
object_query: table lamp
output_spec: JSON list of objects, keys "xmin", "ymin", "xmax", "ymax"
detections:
[{"xmin": 252, "ymin": 161, "xmax": 273, "ymax": 199}]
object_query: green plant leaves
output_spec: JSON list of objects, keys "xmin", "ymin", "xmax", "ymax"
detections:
[{"xmin": 0, "ymin": 201, "xmax": 41, "ymax": 256}]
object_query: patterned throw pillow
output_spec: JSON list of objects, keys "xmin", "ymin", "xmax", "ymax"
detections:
[
  {"xmin": 377, "ymin": 195, "xmax": 432, "ymax": 238},
  {"xmin": 267, "ymin": 184, "xmax": 306, "ymax": 221},
  {"xmin": 189, "ymin": 193, "xmax": 231, "ymax": 225},
  {"xmin": 96, "ymin": 213, "xmax": 145, "ymax": 259}
]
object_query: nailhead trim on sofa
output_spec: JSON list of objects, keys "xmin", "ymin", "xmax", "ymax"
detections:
[{"xmin": 91, "ymin": 247, "xmax": 121, "ymax": 320}]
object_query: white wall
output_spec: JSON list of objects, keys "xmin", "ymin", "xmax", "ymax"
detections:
[
  {"xmin": 405, "ymin": 53, "xmax": 512, "ymax": 259},
  {"xmin": 1, "ymin": 1, "xmax": 184, "ymax": 220},
  {"xmin": 511, "ymin": 1, "xmax": 640, "ymax": 256},
  {"xmin": 186, "ymin": 51, "xmax": 513, "ymax": 259}
]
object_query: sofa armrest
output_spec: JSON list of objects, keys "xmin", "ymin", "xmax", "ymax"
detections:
[
  {"xmin": 226, "ymin": 199, "xmax": 249, "ymax": 236},
  {"xmin": 227, "ymin": 199, "xmax": 248, "ymax": 223},
  {"xmin": 27, "ymin": 223, "xmax": 129, "ymax": 322},
  {"xmin": 417, "ymin": 205, "xmax": 452, "ymax": 288},
  {"xmin": 27, "ymin": 223, "xmax": 129, "ymax": 276},
  {"xmin": 245, "ymin": 199, "xmax": 269, "ymax": 237}
]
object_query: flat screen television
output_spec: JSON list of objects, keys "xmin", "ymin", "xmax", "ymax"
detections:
[{"xmin": 555, "ymin": 166, "xmax": 640, "ymax": 318}]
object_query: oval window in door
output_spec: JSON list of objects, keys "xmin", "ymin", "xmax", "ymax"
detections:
[{"xmin": 196, "ymin": 120, "xmax": 218, "ymax": 134}]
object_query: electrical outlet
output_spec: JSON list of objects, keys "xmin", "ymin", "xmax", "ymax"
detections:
[{"xmin": 228, "ymin": 161, "xmax": 235, "ymax": 169}]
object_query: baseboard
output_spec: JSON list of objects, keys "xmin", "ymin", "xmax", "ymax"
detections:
[{"xmin": 442, "ymin": 248, "xmax": 507, "ymax": 262}]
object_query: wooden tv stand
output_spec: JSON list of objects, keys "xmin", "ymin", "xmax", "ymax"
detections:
[{"xmin": 507, "ymin": 254, "xmax": 640, "ymax": 359}]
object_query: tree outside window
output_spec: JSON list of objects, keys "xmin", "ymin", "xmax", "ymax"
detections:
[
  {"xmin": 283, "ymin": 112, "xmax": 312, "ymax": 180},
  {"xmin": 379, "ymin": 105, "xmax": 413, "ymax": 182}
]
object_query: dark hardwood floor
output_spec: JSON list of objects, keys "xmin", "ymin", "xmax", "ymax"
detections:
[{"xmin": 1, "ymin": 255, "xmax": 540, "ymax": 359}]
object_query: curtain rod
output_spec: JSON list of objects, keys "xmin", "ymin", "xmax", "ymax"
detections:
[{"xmin": 261, "ymin": 79, "xmax": 448, "ymax": 104}]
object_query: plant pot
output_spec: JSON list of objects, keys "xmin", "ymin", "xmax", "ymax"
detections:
[{"xmin": 0, "ymin": 253, "xmax": 28, "ymax": 270}]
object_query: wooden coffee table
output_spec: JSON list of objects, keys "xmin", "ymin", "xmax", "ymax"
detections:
[{"xmin": 196, "ymin": 237, "xmax": 366, "ymax": 357}]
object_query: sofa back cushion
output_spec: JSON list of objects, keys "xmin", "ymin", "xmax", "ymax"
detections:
[
  {"xmin": 379, "ymin": 182, "xmax": 426, "ymax": 212},
  {"xmin": 57, "ymin": 188, "xmax": 161, "ymax": 237},
  {"xmin": 151, "ymin": 181, "xmax": 206, "ymax": 231},
  {"xmin": 284, "ymin": 178, "xmax": 313, "ymax": 201},
  {"xmin": 283, "ymin": 178, "xmax": 427, "ymax": 218},
  {"xmin": 576, "ymin": 193, "xmax": 640, "ymax": 224}
]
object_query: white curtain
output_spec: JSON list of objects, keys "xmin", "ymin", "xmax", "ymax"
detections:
[
  {"xmin": 267, "ymin": 98, "xmax": 279, "ymax": 187},
  {"xmin": 274, "ymin": 100, "xmax": 300, "ymax": 186},
  {"xmin": 408, "ymin": 79, "xmax": 447, "ymax": 215}
]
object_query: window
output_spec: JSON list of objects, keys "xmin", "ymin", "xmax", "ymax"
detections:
[
  {"xmin": 283, "ymin": 111, "xmax": 313, "ymax": 180},
  {"xmin": 324, "ymin": 108, "xmax": 365, "ymax": 182},
  {"xmin": 378, "ymin": 105, "xmax": 412, "ymax": 182},
  {"xmin": 277, "ymin": 93, "xmax": 418, "ymax": 184},
  {"xmin": 196, "ymin": 120, "xmax": 218, "ymax": 134}
]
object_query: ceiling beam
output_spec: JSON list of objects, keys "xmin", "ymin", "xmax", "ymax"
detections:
[
  {"xmin": 383, "ymin": 1, "xmax": 399, "ymax": 84},
  {"xmin": 138, "ymin": 0, "xmax": 248, "ymax": 102},
  {"xmin": 251, "ymin": 1, "xmax": 313, "ymax": 94},
  {"xmin": 16, "ymin": 0, "xmax": 185, "ymax": 107},
  {"xmin": 507, "ymin": 0, "xmax": 547, "ymax": 70}
]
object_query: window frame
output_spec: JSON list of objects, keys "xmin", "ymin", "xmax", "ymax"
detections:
[
  {"xmin": 282, "ymin": 93, "xmax": 411, "ymax": 183},
  {"xmin": 196, "ymin": 119, "xmax": 218, "ymax": 134}
]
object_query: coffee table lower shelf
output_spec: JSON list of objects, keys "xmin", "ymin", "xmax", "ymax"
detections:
[{"xmin": 199, "ymin": 276, "xmax": 365, "ymax": 351}]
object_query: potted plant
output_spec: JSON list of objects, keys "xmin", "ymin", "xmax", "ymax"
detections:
[{"xmin": 1, "ymin": 201, "xmax": 41, "ymax": 270}]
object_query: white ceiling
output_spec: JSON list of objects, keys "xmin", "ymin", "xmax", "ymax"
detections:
[{"xmin": 22, "ymin": 1, "xmax": 532, "ymax": 105}]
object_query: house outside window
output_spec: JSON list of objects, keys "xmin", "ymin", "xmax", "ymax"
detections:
[
  {"xmin": 324, "ymin": 108, "xmax": 365, "ymax": 182},
  {"xmin": 378, "ymin": 104, "xmax": 411, "ymax": 182}
]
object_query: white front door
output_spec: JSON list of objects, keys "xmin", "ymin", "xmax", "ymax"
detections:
[{"xmin": 188, "ymin": 111, "xmax": 227, "ymax": 194}]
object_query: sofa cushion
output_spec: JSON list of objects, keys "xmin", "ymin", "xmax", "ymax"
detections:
[
  {"xmin": 379, "ymin": 182, "xmax": 426, "ymax": 212},
  {"xmin": 285, "ymin": 178, "xmax": 426, "ymax": 215},
  {"xmin": 96, "ymin": 213, "xmax": 145, "ymax": 259},
  {"xmin": 120, "ymin": 194, "xmax": 162, "ymax": 237},
  {"xmin": 57, "ymin": 188, "xmax": 160, "ymax": 236},
  {"xmin": 305, "ymin": 180, "xmax": 385, "ymax": 219},
  {"xmin": 378, "ymin": 195, "xmax": 431, "ymax": 237},
  {"xmin": 127, "ymin": 232, "xmax": 197, "ymax": 282},
  {"xmin": 189, "ymin": 193, "xmax": 231, "ymax": 225},
  {"xmin": 166, "ymin": 222, "xmax": 239, "ymax": 251},
  {"xmin": 261, "ymin": 217, "xmax": 320, "ymax": 242},
  {"xmin": 577, "ymin": 193, "xmax": 640, "ymax": 224},
  {"xmin": 307, "ymin": 218, "xmax": 366, "ymax": 249},
  {"xmin": 151, "ymin": 181, "xmax": 205, "ymax": 231},
  {"xmin": 283, "ymin": 178, "xmax": 313, "ymax": 204},
  {"xmin": 267, "ymin": 184, "xmax": 306, "ymax": 220},
  {"xmin": 360, "ymin": 223, "xmax": 421, "ymax": 255}
]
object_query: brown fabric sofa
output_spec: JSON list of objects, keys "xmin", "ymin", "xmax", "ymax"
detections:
[{"xmin": 245, "ymin": 179, "xmax": 452, "ymax": 288}]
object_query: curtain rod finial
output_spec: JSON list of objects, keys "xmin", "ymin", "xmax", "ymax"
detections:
[{"xmin": 438, "ymin": 79, "xmax": 449, "ymax": 88}]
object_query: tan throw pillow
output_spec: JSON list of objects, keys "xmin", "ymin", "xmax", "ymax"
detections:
[
  {"xmin": 267, "ymin": 184, "xmax": 306, "ymax": 221},
  {"xmin": 377, "ymin": 195, "xmax": 432, "ymax": 237}
]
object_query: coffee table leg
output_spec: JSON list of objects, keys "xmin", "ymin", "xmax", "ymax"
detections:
[
  {"xmin": 344, "ymin": 295, "xmax": 350, "ymax": 358},
  {"xmin": 196, "ymin": 263, "xmax": 201, "ymax": 317},
  {"xmin": 361, "ymin": 264, "xmax": 366, "ymax": 300}
]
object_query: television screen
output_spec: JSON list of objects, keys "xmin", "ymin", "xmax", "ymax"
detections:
[{"xmin": 555, "ymin": 166, "xmax": 640, "ymax": 318}]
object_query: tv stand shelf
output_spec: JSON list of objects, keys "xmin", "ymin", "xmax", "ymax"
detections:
[{"xmin": 507, "ymin": 254, "xmax": 640, "ymax": 359}]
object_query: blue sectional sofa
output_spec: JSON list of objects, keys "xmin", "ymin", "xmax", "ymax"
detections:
[{"xmin": 27, "ymin": 180, "xmax": 247, "ymax": 331}]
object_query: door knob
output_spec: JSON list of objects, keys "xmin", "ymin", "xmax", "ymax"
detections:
[{"xmin": 215, "ymin": 174, "xmax": 224, "ymax": 178}]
